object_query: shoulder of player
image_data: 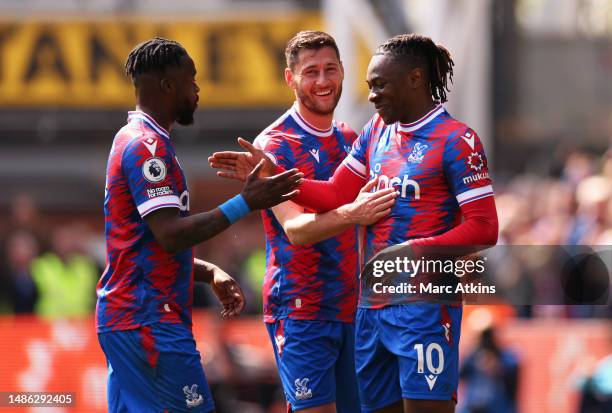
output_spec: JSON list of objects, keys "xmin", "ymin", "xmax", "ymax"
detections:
[
  {"xmin": 441, "ymin": 119, "xmax": 479, "ymax": 145},
  {"xmin": 438, "ymin": 121, "xmax": 488, "ymax": 160},
  {"xmin": 354, "ymin": 113, "xmax": 386, "ymax": 145},
  {"xmin": 333, "ymin": 120, "xmax": 358, "ymax": 140},
  {"xmin": 122, "ymin": 130, "xmax": 170, "ymax": 148},
  {"xmin": 254, "ymin": 129, "xmax": 301, "ymax": 149},
  {"xmin": 119, "ymin": 130, "xmax": 173, "ymax": 163},
  {"xmin": 364, "ymin": 113, "xmax": 387, "ymax": 134}
]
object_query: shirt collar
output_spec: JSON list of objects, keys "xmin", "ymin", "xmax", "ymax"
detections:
[
  {"xmin": 397, "ymin": 104, "xmax": 445, "ymax": 133},
  {"xmin": 127, "ymin": 111, "xmax": 170, "ymax": 139},
  {"xmin": 288, "ymin": 102, "xmax": 334, "ymax": 137}
]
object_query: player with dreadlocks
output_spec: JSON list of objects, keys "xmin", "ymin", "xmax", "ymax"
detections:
[
  {"xmin": 96, "ymin": 37, "xmax": 303, "ymax": 413},
  {"xmin": 210, "ymin": 33, "xmax": 498, "ymax": 413}
]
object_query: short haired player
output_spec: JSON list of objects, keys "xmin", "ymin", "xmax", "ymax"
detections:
[{"xmin": 97, "ymin": 37, "xmax": 303, "ymax": 413}]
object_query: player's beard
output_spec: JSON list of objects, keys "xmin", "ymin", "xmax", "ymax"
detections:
[
  {"xmin": 297, "ymin": 84, "xmax": 342, "ymax": 116},
  {"xmin": 176, "ymin": 104, "xmax": 195, "ymax": 126}
]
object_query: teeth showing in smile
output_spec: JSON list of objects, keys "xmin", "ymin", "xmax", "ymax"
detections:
[{"xmin": 315, "ymin": 89, "xmax": 332, "ymax": 96}]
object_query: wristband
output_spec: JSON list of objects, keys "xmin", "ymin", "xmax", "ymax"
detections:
[{"xmin": 219, "ymin": 194, "xmax": 251, "ymax": 224}]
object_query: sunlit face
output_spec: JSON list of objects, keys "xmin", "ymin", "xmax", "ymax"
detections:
[
  {"xmin": 286, "ymin": 46, "xmax": 343, "ymax": 115},
  {"xmin": 366, "ymin": 54, "xmax": 413, "ymax": 124},
  {"xmin": 174, "ymin": 55, "xmax": 200, "ymax": 125}
]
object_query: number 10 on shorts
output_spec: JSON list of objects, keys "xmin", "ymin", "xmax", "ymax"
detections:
[{"xmin": 414, "ymin": 343, "xmax": 444, "ymax": 374}]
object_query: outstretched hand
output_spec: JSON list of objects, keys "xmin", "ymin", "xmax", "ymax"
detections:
[
  {"xmin": 208, "ymin": 138, "xmax": 276, "ymax": 181},
  {"xmin": 240, "ymin": 159, "xmax": 303, "ymax": 210}
]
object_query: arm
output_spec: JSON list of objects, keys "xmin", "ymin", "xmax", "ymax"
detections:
[
  {"xmin": 273, "ymin": 178, "xmax": 397, "ymax": 245},
  {"xmin": 146, "ymin": 207, "xmax": 230, "ymax": 254},
  {"xmin": 209, "ymin": 137, "xmax": 367, "ymax": 213},
  {"xmin": 124, "ymin": 134, "xmax": 302, "ymax": 254},
  {"xmin": 290, "ymin": 161, "xmax": 367, "ymax": 212},
  {"xmin": 272, "ymin": 202, "xmax": 349, "ymax": 246},
  {"xmin": 410, "ymin": 196, "xmax": 498, "ymax": 250},
  {"xmin": 193, "ymin": 257, "xmax": 219, "ymax": 283},
  {"xmin": 144, "ymin": 162, "xmax": 303, "ymax": 253},
  {"xmin": 193, "ymin": 258, "xmax": 245, "ymax": 318},
  {"xmin": 361, "ymin": 197, "xmax": 498, "ymax": 281}
]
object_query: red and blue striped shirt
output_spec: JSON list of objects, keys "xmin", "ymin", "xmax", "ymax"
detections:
[
  {"xmin": 96, "ymin": 111, "xmax": 193, "ymax": 333},
  {"xmin": 254, "ymin": 104, "xmax": 360, "ymax": 323}
]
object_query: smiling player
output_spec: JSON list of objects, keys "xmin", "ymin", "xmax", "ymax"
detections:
[
  {"xmin": 213, "ymin": 31, "xmax": 396, "ymax": 413},
  {"xmin": 210, "ymin": 33, "xmax": 499, "ymax": 413}
]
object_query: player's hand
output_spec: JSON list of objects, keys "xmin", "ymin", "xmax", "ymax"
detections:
[
  {"xmin": 338, "ymin": 177, "xmax": 398, "ymax": 225},
  {"xmin": 241, "ymin": 159, "xmax": 303, "ymax": 210},
  {"xmin": 208, "ymin": 137, "xmax": 276, "ymax": 181},
  {"xmin": 211, "ymin": 267, "xmax": 246, "ymax": 318}
]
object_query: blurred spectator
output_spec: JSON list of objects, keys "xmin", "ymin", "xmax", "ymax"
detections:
[
  {"xmin": 10, "ymin": 194, "xmax": 40, "ymax": 230},
  {"xmin": 0, "ymin": 195, "xmax": 47, "ymax": 314},
  {"xmin": 30, "ymin": 223, "xmax": 99, "ymax": 318},
  {"xmin": 0, "ymin": 230, "xmax": 40, "ymax": 313},
  {"xmin": 562, "ymin": 151, "xmax": 596, "ymax": 188},
  {"xmin": 569, "ymin": 175, "xmax": 612, "ymax": 244},
  {"xmin": 242, "ymin": 248, "xmax": 266, "ymax": 312},
  {"xmin": 459, "ymin": 327, "xmax": 520, "ymax": 413},
  {"xmin": 3, "ymin": 194, "xmax": 48, "ymax": 248}
]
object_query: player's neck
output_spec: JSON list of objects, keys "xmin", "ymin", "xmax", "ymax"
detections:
[
  {"xmin": 295, "ymin": 101, "xmax": 333, "ymax": 131},
  {"xmin": 135, "ymin": 104, "xmax": 173, "ymax": 132},
  {"xmin": 399, "ymin": 100, "xmax": 438, "ymax": 125}
]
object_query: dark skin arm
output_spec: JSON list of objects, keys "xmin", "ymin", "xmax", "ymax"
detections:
[
  {"xmin": 144, "ymin": 160, "xmax": 303, "ymax": 253},
  {"xmin": 193, "ymin": 258, "xmax": 217, "ymax": 283},
  {"xmin": 193, "ymin": 258, "xmax": 245, "ymax": 318},
  {"xmin": 145, "ymin": 207, "xmax": 230, "ymax": 254}
]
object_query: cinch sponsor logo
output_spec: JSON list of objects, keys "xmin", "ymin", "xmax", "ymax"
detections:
[
  {"xmin": 370, "ymin": 163, "xmax": 420, "ymax": 199},
  {"xmin": 462, "ymin": 171, "xmax": 489, "ymax": 185}
]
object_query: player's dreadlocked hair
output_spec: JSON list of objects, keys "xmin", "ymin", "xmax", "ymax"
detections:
[
  {"xmin": 285, "ymin": 30, "xmax": 340, "ymax": 71},
  {"xmin": 125, "ymin": 37, "xmax": 187, "ymax": 82},
  {"xmin": 376, "ymin": 34, "xmax": 454, "ymax": 103}
]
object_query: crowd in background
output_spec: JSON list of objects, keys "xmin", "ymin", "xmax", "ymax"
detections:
[
  {"xmin": 491, "ymin": 148, "xmax": 612, "ymax": 318},
  {"xmin": 0, "ymin": 195, "xmax": 101, "ymax": 316},
  {"xmin": 497, "ymin": 149, "xmax": 612, "ymax": 246}
]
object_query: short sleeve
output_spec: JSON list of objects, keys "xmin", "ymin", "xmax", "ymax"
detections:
[
  {"xmin": 335, "ymin": 121, "xmax": 359, "ymax": 147},
  {"xmin": 443, "ymin": 128, "xmax": 494, "ymax": 206},
  {"xmin": 121, "ymin": 134, "xmax": 181, "ymax": 217},
  {"xmin": 254, "ymin": 133, "xmax": 295, "ymax": 169}
]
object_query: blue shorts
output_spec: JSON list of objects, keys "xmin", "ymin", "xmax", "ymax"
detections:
[
  {"xmin": 355, "ymin": 304, "xmax": 462, "ymax": 412},
  {"xmin": 98, "ymin": 323, "xmax": 215, "ymax": 413},
  {"xmin": 266, "ymin": 319, "xmax": 360, "ymax": 412}
]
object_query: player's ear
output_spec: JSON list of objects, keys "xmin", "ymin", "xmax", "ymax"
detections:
[
  {"xmin": 159, "ymin": 77, "xmax": 174, "ymax": 94},
  {"xmin": 339, "ymin": 60, "xmax": 345, "ymax": 80},
  {"xmin": 409, "ymin": 67, "xmax": 425, "ymax": 89},
  {"xmin": 284, "ymin": 67, "xmax": 295, "ymax": 89}
]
